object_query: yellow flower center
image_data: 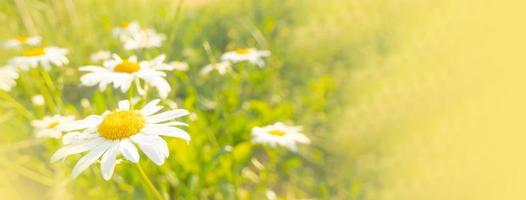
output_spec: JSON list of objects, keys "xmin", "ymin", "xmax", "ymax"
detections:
[
  {"xmin": 268, "ymin": 129, "xmax": 287, "ymax": 136},
  {"xmin": 235, "ymin": 48, "xmax": 252, "ymax": 55},
  {"xmin": 98, "ymin": 111, "xmax": 145, "ymax": 140},
  {"xmin": 22, "ymin": 47, "xmax": 46, "ymax": 57},
  {"xmin": 114, "ymin": 60, "xmax": 140, "ymax": 73},
  {"xmin": 120, "ymin": 22, "xmax": 130, "ymax": 28},
  {"xmin": 15, "ymin": 35, "xmax": 29, "ymax": 43},
  {"xmin": 48, "ymin": 122, "xmax": 60, "ymax": 129}
]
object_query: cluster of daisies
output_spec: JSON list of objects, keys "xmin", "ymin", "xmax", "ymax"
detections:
[{"xmin": 0, "ymin": 21, "xmax": 309, "ymax": 181}]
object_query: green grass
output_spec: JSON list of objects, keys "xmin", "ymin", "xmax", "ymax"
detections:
[{"xmin": 0, "ymin": 0, "xmax": 400, "ymax": 199}]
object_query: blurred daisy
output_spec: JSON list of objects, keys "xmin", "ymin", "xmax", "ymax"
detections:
[
  {"xmin": 80, "ymin": 54, "xmax": 172, "ymax": 98},
  {"xmin": 9, "ymin": 46, "xmax": 68, "ymax": 70},
  {"xmin": 0, "ymin": 66, "xmax": 19, "ymax": 91},
  {"xmin": 112, "ymin": 21, "xmax": 141, "ymax": 38},
  {"xmin": 31, "ymin": 94, "xmax": 45, "ymax": 106},
  {"xmin": 90, "ymin": 50, "xmax": 111, "ymax": 63},
  {"xmin": 122, "ymin": 28, "xmax": 165, "ymax": 50},
  {"xmin": 251, "ymin": 122, "xmax": 310, "ymax": 151},
  {"xmin": 221, "ymin": 48, "xmax": 270, "ymax": 67},
  {"xmin": 50, "ymin": 99, "xmax": 190, "ymax": 180},
  {"xmin": 32, "ymin": 115, "xmax": 75, "ymax": 138},
  {"xmin": 200, "ymin": 61, "xmax": 231, "ymax": 75},
  {"xmin": 168, "ymin": 61, "xmax": 189, "ymax": 71},
  {"xmin": 3, "ymin": 35, "xmax": 41, "ymax": 49}
]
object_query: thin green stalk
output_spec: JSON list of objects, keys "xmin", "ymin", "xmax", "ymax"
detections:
[
  {"xmin": 30, "ymin": 68, "xmax": 57, "ymax": 113},
  {"xmin": 128, "ymin": 84, "xmax": 135, "ymax": 110},
  {"xmin": 136, "ymin": 163, "xmax": 164, "ymax": 200},
  {"xmin": 0, "ymin": 90, "xmax": 34, "ymax": 120},
  {"xmin": 40, "ymin": 69, "xmax": 63, "ymax": 109}
]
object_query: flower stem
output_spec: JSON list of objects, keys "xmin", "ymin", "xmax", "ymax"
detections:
[
  {"xmin": 0, "ymin": 90, "xmax": 34, "ymax": 120},
  {"xmin": 135, "ymin": 163, "xmax": 164, "ymax": 200},
  {"xmin": 128, "ymin": 85, "xmax": 134, "ymax": 110}
]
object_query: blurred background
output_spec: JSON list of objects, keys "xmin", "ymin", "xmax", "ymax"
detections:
[{"xmin": 1, "ymin": 0, "xmax": 525, "ymax": 199}]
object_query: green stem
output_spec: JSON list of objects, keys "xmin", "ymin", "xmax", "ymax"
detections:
[
  {"xmin": 30, "ymin": 68, "xmax": 57, "ymax": 113},
  {"xmin": 128, "ymin": 83, "xmax": 135, "ymax": 110},
  {"xmin": 40, "ymin": 69, "xmax": 63, "ymax": 110},
  {"xmin": 0, "ymin": 90, "xmax": 34, "ymax": 120},
  {"xmin": 136, "ymin": 163, "xmax": 164, "ymax": 200}
]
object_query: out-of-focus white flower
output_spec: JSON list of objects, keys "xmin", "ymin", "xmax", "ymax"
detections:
[
  {"xmin": 189, "ymin": 112, "xmax": 198, "ymax": 121},
  {"xmin": 0, "ymin": 66, "xmax": 19, "ymax": 91},
  {"xmin": 168, "ymin": 61, "xmax": 189, "ymax": 71},
  {"xmin": 9, "ymin": 46, "xmax": 68, "ymax": 70},
  {"xmin": 3, "ymin": 35, "xmax": 41, "ymax": 49},
  {"xmin": 200, "ymin": 61, "xmax": 232, "ymax": 75},
  {"xmin": 112, "ymin": 21, "xmax": 141, "ymax": 38},
  {"xmin": 80, "ymin": 54, "xmax": 172, "ymax": 98},
  {"xmin": 224, "ymin": 145, "xmax": 233, "ymax": 152},
  {"xmin": 31, "ymin": 94, "xmax": 45, "ymax": 106},
  {"xmin": 50, "ymin": 99, "xmax": 190, "ymax": 180},
  {"xmin": 266, "ymin": 190, "xmax": 278, "ymax": 200},
  {"xmin": 221, "ymin": 48, "xmax": 270, "ymax": 67},
  {"xmin": 251, "ymin": 122, "xmax": 310, "ymax": 151},
  {"xmin": 121, "ymin": 29, "xmax": 165, "ymax": 50},
  {"xmin": 80, "ymin": 98, "xmax": 91, "ymax": 108},
  {"xmin": 90, "ymin": 50, "xmax": 111, "ymax": 63},
  {"xmin": 32, "ymin": 115, "xmax": 75, "ymax": 138}
]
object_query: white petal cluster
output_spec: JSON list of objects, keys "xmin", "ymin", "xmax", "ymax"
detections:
[
  {"xmin": 9, "ymin": 47, "xmax": 69, "ymax": 70},
  {"xmin": 0, "ymin": 66, "xmax": 19, "ymax": 91},
  {"xmin": 80, "ymin": 54, "xmax": 172, "ymax": 98},
  {"xmin": 252, "ymin": 122, "xmax": 310, "ymax": 151},
  {"xmin": 3, "ymin": 35, "xmax": 41, "ymax": 49},
  {"xmin": 112, "ymin": 22, "xmax": 165, "ymax": 50},
  {"xmin": 220, "ymin": 48, "xmax": 270, "ymax": 67},
  {"xmin": 32, "ymin": 115, "xmax": 76, "ymax": 138},
  {"xmin": 122, "ymin": 29, "xmax": 165, "ymax": 51},
  {"xmin": 200, "ymin": 61, "xmax": 232, "ymax": 75},
  {"xmin": 90, "ymin": 50, "xmax": 111, "ymax": 63},
  {"xmin": 51, "ymin": 99, "xmax": 190, "ymax": 180}
]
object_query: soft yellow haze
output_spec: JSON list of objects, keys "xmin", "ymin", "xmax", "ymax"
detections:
[{"xmin": 333, "ymin": 0, "xmax": 526, "ymax": 199}]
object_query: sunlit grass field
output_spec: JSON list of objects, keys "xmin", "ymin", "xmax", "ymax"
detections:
[
  {"xmin": 0, "ymin": 0, "xmax": 359, "ymax": 199},
  {"xmin": 2, "ymin": 0, "xmax": 525, "ymax": 199}
]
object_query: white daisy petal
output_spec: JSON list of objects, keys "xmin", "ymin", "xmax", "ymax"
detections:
[
  {"xmin": 142, "ymin": 125, "xmax": 190, "ymax": 142},
  {"xmin": 140, "ymin": 99, "xmax": 163, "ymax": 116},
  {"xmin": 147, "ymin": 109, "xmax": 189, "ymax": 124},
  {"xmin": 50, "ymin": 137, "xmax": 104, "ymax": 162},
  {"xmin": 119, "ymin": 139, "xmax": 140, "ymax": 163},
  {"xmin": 62, "ymin": 132, "xmax": 98, "ymax": 145},
  {"xmin": 71, "ymin": 141, "xmax": 112, "ymax": 179},
  {"xmin": 136, "ymin": 143, "xmax": 165, "ymax": 165},
  {"xmin": 118, "ymin": 100, "xmax": 130, "ymax": 111},
  {"xmin": 100, "ymin": 142, "xmax": 119, "ymax": 180}
]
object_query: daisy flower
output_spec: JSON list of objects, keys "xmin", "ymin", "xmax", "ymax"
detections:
[
  {"xmin": 9, "ymin": 46, "xmax": 68, "ymax": 70},
  {"xmin": 220, "ymin": 48, "xmax": 270, "ymax": 67},
  {"xmin": 200, "ymin": 61, "xmax": 232, "ymax": 75},
  {"xmin": 0, "ymin": 66, "xmax": 19, "ymax": 91},
  {"xmin": 251, "ymin": 122, "xmax": 310, "ymax": 151},
  {"xmin": 50, "ymin": 99, "xmax": 190, "ymax": 180},
  {"xmin": 168, "ymin": 61, "xmax": 189, "ymax": 71},
  {"xmin": 3, "ymin": 35, "xmax": 41, "ymax": 49},
  {"xmin": 121, "ymin": 28, "xmax": 165, "ymax": 50},
  {"xmin": 90, "ymin": 50, "xmax": 111, "ymax": 63},
  {"xmin": 112, "ymin": 21, "xmax": 141, "ymax": 38},
  {"xmin": 31, "ymin": 94, "xmax": 45, "ymax": 106},
  {"xmin": 80, "ymin": 54, "xmax": 172, "ymax": 98},
  {"xmin": 32, "ymin": 115, "xmax": 75, "ymax": 138}
]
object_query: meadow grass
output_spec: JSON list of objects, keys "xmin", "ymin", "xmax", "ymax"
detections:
[{"xmin": 0, "ymin": 0, "xmax": 364, "ymax": 199}]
